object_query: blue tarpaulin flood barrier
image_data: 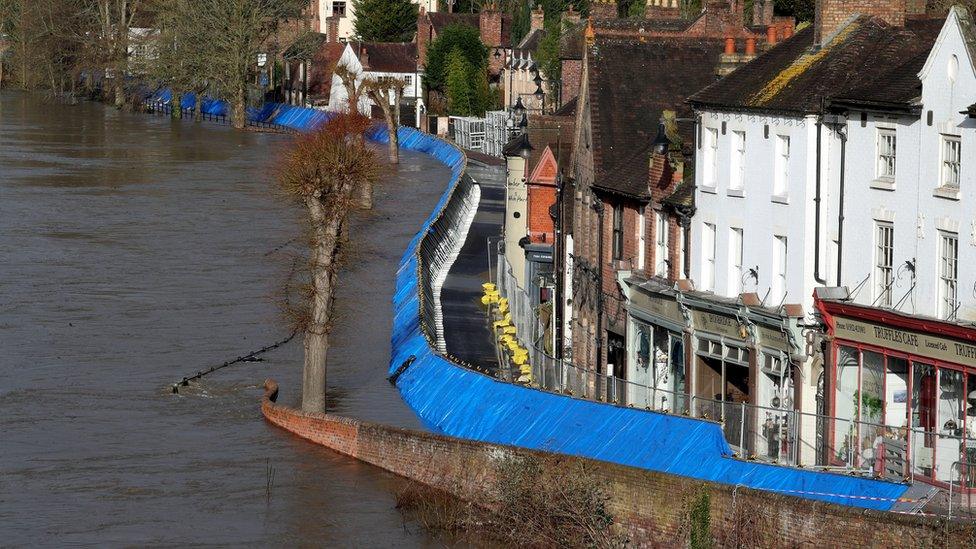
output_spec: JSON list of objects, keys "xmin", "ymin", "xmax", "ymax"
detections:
[{"xmin": 147, "ymin": 94, "xmax": 909, "ymax": 511}]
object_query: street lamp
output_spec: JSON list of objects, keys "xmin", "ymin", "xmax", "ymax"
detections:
[{"xmin": 513, "ymin": 96, "xmax": 526, "ymax": 120}]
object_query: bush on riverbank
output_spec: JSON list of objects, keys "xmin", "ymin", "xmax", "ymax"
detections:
[{"xmin": 395, "ymin": 453, "xmax": 629, "ymax": 548}]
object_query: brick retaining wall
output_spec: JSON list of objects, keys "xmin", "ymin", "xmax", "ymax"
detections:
[{"xmin": 261, "ymin": 380, "xmax": 974, "ymax": 547}]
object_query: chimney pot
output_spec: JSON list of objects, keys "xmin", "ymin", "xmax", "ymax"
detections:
[
  {"xmin": 745, "ymin": 37, "xmax": 756, "ymax": 55},
  {"xmin": 724, "ymin": 37, "xmax": 735, "ymax": 55},
  {"xmin": 766, "ymin": 25, "xmax": 777, "ymax": 45}
]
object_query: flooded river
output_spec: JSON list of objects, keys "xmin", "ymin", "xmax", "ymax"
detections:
[{"xmin": 0, "ymin": 91, "xmax": 452, "ymax": 545}]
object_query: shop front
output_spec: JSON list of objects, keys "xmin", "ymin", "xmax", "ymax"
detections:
[
  {"xmin": 818, "ymin": 296, "xmax": 976, "ymax": 489},
  {"xmin": 687, "ymin": 306, "xmax": 751, "ymax": 448},
  {"xmin": 623, "ymin": 279, "xmax": 688, "ymax": 414}
]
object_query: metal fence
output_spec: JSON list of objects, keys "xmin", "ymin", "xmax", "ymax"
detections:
[{"xmin": 449, "ymin": 116, "xmax": 486, "ymax": 151}]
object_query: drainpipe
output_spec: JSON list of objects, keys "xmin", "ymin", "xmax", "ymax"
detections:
[
  {"xmin": 593, "ymin": 198, "xmax": 605, "ymax": 385},
  {"xmin": 836, "ymin": 125, "xmax": 847, "ymax": 285},
  {"xmin": 554, "ymin": 134, "xmax": 564, "ymax": 359},
  {"xmin": 813, "ymin": 107, "xmax": 827, "ymax": 285}
]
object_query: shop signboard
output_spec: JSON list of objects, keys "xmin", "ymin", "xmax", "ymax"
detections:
[
  {"xmin": 631, "ymin": 291, "xmax": 684, "ymax": 327},
  {"xmin": 758, "ymin": 325, "xmax": 790, "ymax": 352},
  {"xmin": 833, "ymin": 316, "xmax": 976, "ymax": 367},
  {"xmin": 691, "ymin": 310, "xmax": 747, "ymax": 341}
]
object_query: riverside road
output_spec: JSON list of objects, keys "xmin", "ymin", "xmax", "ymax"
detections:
[{"xmin": 0, "ymin": 91, "xmax": 502, "ymax": 545}]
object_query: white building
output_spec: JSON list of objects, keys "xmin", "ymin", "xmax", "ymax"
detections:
[
  {"xmin": 328, "ymin": 42, "xmax": 424, "ymax": 125},
  {"xmin": 689, "ymin": 6, "xmax": 976, "ymax": 482}
]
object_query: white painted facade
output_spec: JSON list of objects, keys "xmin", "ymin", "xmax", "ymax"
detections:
[
  {"xmin": 318, "ymin": 0, "xmax": 439, "ymax": 41},
  {"xmin": 691, "ymin": 111, "xmax": 845, "ymax": 315},
  {"xmin": 838, "ymin": 9, "xmax": 976, "ymax": 322},
  {"xmin": 328, "ymin": 44, "xmax": 424, "ymax": 124}
]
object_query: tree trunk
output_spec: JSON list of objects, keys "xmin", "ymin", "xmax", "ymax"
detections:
[
  {"xmin": 194, "ymin": 92, "xmax": 203, "ymax": 122},
  {"xmin": 172, "ymin": 91, "xmax": 182, "ymax": 119},
  {"xmin": 232, "ymin": 84, "xmax": 247, "ymax": 129},
  {"xmin": 300, "ymin": 195, "xmax": 343, "ymax": 413}
]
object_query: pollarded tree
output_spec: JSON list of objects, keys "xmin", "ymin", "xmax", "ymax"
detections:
[
  {"xmin": 364, "ymin": 76, "xmax": 405, "ymax": 163},
  {"xmin": 277, "ymin": 113, "xmax": 380, "ymax": 413},
  {"xmin": 352, "ymin": 0, "xmax": 418, "ymax": 42}
]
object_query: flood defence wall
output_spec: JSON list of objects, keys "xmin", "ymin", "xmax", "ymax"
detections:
[
  {"xmin": 261, "ymin": 380, "xmax": 970, "ymax": 547},
  {"xmin": 169, "ymin": 94, "xmax": 915, "ymax": 511}
]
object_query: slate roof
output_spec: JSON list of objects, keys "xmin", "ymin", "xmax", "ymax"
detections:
[
  {"xmin": 689, "ymin": 17, "xmax": 945, "ymax": 114},
  {"xmin": 518, "ymin": 28, "xmax": 545, "ymax": 52},
  {"xmin": 588, "ymin": 37, "xmax": 724, "ymax": 198},
  {"xmin": 356, "ymin": 42, "xmax": 418, "ymax": 73}
]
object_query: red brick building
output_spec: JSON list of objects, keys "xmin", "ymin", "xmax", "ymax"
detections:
[{"xmin": 564, "ymin": 6, "xmax": 787, "ymax": 392}]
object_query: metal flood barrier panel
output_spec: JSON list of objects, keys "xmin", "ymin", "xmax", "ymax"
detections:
[{"xmin": 140, "ymin": 94, "xmax": 910, "ymax": 511}]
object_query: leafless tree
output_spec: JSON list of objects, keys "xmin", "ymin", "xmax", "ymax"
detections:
[
  {"xmin": 277, "ymin": 113, "xmax": 380, "ymax": 413},
  {"xmin": 364, "ymin": 76, "xmax": 404, "ymax": 164},
  {"xmin": 334, "ymin": 63, "xmax": 367, "ymax": 115},
  {"xmin": 196, "ymin": 0, "xmax": 304, "ymax": 129},
  {"xmin": 88, "ymin": 0, "xmax": 146, "ymax": 108}
]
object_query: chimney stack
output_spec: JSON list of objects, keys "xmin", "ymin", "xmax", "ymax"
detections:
[
  {"xmin": 327, "ymin": 15, "xmax": 340, "ymax": 43},
  {"xmin": 479, "ymin": 2, "xmax": 504, "ymax": 47},
  {"xmin": 562, "ymin": 6, "xmax": 581, "ymax": 26},
  {"xmin": 814, "ymin": 0, "xmax": 906, "ymax": 47},
  {"xmin": 531, "ymin": 5, "xmax": 545, "ymax": 32}
]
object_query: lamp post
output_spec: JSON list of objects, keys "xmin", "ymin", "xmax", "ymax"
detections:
[{"xmin": 533, "ymin": 71, "xmax": 544, "ymax": 114}]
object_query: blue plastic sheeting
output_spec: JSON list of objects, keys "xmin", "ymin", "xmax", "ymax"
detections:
[
  {"xmin": 146, "ymin": 89, "xmax": 229, "ymax": 116},
  {"xmin": 381, "ymin": 123, "xmax": 911, "ymax": 513}
]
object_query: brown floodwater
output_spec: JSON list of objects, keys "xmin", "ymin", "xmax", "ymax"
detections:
[{"xmin": 0, "ymin": 91, "xmax": 454, "ymax": 545}]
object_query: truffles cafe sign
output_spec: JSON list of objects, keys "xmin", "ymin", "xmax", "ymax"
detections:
[{"xmin": 833, "ymin": 316, "xmax": 976, "ymax": 366}]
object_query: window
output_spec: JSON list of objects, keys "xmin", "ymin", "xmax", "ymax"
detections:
[
  {"xmin": 332, "ymin": 1, "xmax": 347, "ymax": 17},
  {"xmin": 403, "ymin": 74, "xmax": 413, "ymax": 88},
  {"xmin": 729, "ymin": 227, "xmax": 743, "ymax": 294},
  {"xmin": 773, "ymin": 135, "xmax": 790, "ymax": 196},
  {"xmin": 637, "ymin": 206, "xmax": 646, "ymax": 270},
  {"xmin": 939, "ymin": 231, "xmax": 958, "ymax": 319},
  {"xmin": 703, "ymin": 127, "xmax": 718, "ymax": 187},
  {"xmin": 941, "ymin": 135, "xmax": 961, "ymax": 188},
  {"xmin": 771, "ymin": 235, "xmax": 787, "ymax": 303},
  {"xmin": 655, "ymin": 210, "xmax": 669, "ymax": 276},
  {"xmin": 877, "ymin": 129, "xmax": 896, "ymax": 179},
  {"xmin": 874, "ymin": 222, "xmax": 894, "ymax": 307},
  {"xmin": 729, "ymin": 130, "xmax": 745, "ymax": 191},
  {"xmin": 702, "ymin": 223, "xmax": 716, "ymax": 291},
  {"xmin": 612, "ymin": 204, "xmax": 624, "ymax": 261}
]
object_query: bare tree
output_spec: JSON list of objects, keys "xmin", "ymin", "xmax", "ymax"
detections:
[
  {"xmin": 364, "ymin": 76, "xmax": 404, "ymax": 164},
  {"xmin": 148, "ymin": 0, "xmax": 214, "ymax": 120},
  {"xmin": 89, "ymin": 0, "xmax": 146, "ymax": 108},
  {"xmin": 277, "ymin": 113, "xmax": 380, "ymax": 413},
  {"xmin": 334, "ymin": 63, "xmax": 367, "ymax": 114},
  {"xmin": 197, "ymin": 0, "xmax": 303, "ymax": 129}
]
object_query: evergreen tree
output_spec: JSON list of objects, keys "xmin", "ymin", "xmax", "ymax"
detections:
[
  {"xmin": 445, "ymin": 47, "xmax": 475, "ymax": 116},
  {"xmin": 510, "ymin": 1, "xmax": 532, "ymax": 45},
  {"xmin": 424, "ymin": 23, "xmax": 488, "ymax": 92},
  {"xmin": 353, "ymin": 0, "xmax": 418, "ymax": 42}
]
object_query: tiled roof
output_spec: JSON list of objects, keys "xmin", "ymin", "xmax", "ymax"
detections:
[
  {"xmin": 689, "ymin": 17, "xmax": 945, "ymax": 114},
  {"xmin": 518, "ymin": 28, "xmax": 545, "ymax": 52},
  {"xmin": 552, "ymin": 95, "xmax": 578, "ymax": 116},
  {"xmin": 588, "ymin": 37, "xmax": 724, "ymax": 198},
  {"xmin": 357, "ymin": 42, "xmax": 418, "ymax": 73}
]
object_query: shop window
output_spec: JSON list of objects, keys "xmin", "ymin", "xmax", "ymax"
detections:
[
  {"xmin": 859, "ymin": 351, "xmax": 885, "ymax": 471},
  {"xmin": 912, "ymin": 362, "xmax": 937, "ymax": 479},
  {"xmin": 936, "ymin": 369, "xmax": 965, "ymax": 482},
  {"xmin": 874, "ymin": 222, "xmax": 893, "ymax": 307},
  {"xmin": 834, "ymin": 346, "xmax": 860, "ymax": 464},
  {"xmin": 671, "ymin": 337, "xmax": 686, "ymax": 413}
]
